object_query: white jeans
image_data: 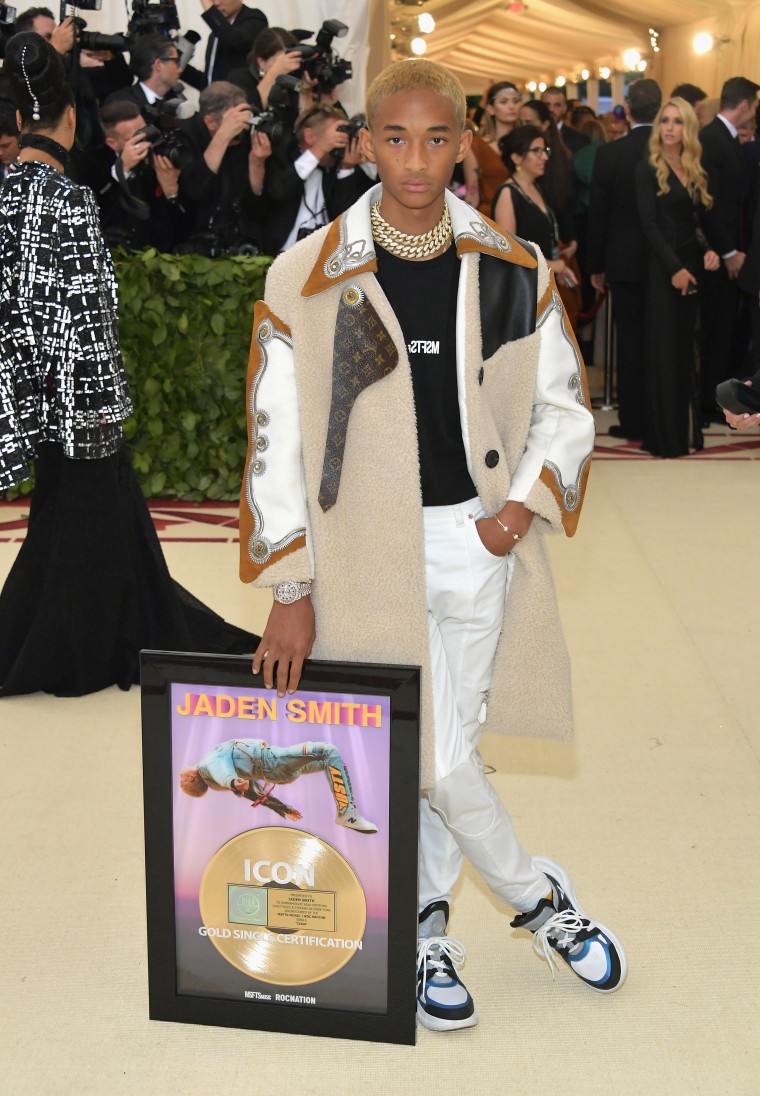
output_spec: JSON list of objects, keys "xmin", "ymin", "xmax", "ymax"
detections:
[{"xmin": 419, "ymin": 498, "xmax": 549, "ymax": 915}]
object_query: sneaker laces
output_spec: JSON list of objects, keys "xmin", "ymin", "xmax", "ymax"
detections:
[
  {"xmin": 532, "ymin": 909, "xmax": 591, "ymax": 980},
  {"xmin": 417, "ymin": 935, "xmax": 466, "ymax": 983}
]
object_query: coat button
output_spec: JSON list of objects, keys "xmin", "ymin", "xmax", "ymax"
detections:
[
  {"xmin": 485, "ymin": 450, "xmax": 500, "ymax": 468},
  {"xmin": 478, "ymin": 367, "xmax": 484, "ymax": 386}
]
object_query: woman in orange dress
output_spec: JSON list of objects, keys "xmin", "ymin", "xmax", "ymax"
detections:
[{"xmin": 464, "ymin": 81, "xmax": 521, "ymax": 214}]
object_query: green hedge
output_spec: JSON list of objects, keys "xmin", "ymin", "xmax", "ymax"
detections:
[
  {"xmin": 117, "ymin": 248, "xmax": 273, "ymax": 499},
  {"xmin": 4, "ymin": 249, "xmax": 273, "ymax": 500}
]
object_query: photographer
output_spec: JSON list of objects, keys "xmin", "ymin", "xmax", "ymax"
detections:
[
  {"xmin": 105, "ymin": 33, "xmax": 182, "ymax": 113},
  {"xmin": 182, "ymin": 0, "xmax": 266, "ymax": 90},
  {"xmin": 173, "ymin": 80, "xmax": 269, "ymax": 254},
  {"xmin": 12, "ymin": 6, "xmax": 131, "ymax": 101},
  {"xmin": 87, "ymin": 99, "xmax": 186, "ymax": 251},
  {"xmin": 228, "ymin": 25, "xmax": 312, "ymax": 118},
  {"xmin": 262, "ymin": 103, "xmax": 369, "ymax": 254},
  {"xmin": 13, "ymin": 6, "xmax": 74, "ymax": 55}
]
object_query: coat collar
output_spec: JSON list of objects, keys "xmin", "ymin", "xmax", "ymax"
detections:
[{"xmin": 301, "ymin": 182, "xmax": 537, "ymax": 297}]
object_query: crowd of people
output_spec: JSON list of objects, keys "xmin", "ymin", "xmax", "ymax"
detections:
[
  {"xmin": 1, "ymin": 11, "xmax": 756, "ymax": 456},
  {"xmin": 8, "ymin": 7, "xmax": 754, "ymax": 1035},
  {"xmin": 464, "ymin": 75, "xmax": 760, "ymax": 458},
  {"xmin": 0, "ymin": 9, "xmax": 376, "ymax": 256}
]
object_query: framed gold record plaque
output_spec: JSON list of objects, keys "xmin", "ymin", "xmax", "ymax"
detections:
[{"xmin": 141, "ymin": 652, "xmax": 420, "ymax": 1045}]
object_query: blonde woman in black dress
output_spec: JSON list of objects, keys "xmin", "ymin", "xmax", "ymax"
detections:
[
  {"xmin": 0, "ymin": 33, "xmax": 256, "ymax": 696},
  {"xmin": 635, "ymin": 97, "xmax": 719, "ymax": 457}
]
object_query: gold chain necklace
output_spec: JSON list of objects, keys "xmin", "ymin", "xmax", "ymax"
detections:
[{"xmin": 370, "ymin": 200, "xmax": 453, "ymax": 260}]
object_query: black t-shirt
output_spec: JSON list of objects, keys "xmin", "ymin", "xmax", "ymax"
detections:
[{"xmin": 374, "ymin": 242, "xmax": 477, "ymax": 506}]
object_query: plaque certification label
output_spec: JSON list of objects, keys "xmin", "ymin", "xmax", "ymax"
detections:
[{"xmin": 198, "ymin": 827, "xmax": 367, "ymax": 985}]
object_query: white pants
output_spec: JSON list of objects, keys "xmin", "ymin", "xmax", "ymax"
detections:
[{"xmin": 418, "ymin": 498, "xmax": 549, "ymax": 915}]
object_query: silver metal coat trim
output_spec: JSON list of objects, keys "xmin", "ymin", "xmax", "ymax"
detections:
[
  {"xmin": 455, "ymin": 217, "xmax": 512, "ymax": 253},
  {"xmin": 323, "ymin": 214, "xmax": 376, "ymax": 279},
  {"xmin": 536, "ymin": 289, "xmax": 587, "ymax": 408},
  {"xmin": 246, "ymin": 317, "xmax": 305, "ymax": 565},
  {"xmin": 542, "ymin": 453, "xmax": 591, "ymax": 513}
]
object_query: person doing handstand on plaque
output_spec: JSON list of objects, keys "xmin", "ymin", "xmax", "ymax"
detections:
[{"xmin": 179, "ymin": 738, "xmax": 378, "ymax": 834}]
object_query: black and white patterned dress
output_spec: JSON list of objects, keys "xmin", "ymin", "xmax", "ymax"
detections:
[
  {"xmin": 0, "ymin": 160, "xmax": 257, "ymax": 696},
  {"xmin": 0, "ymin": 161, "xmax": 133, "ymax": 490}
]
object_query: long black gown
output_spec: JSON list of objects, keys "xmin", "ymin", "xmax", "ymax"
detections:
[
  {"xmin": 635, "ymin": 161, "xmax": 706, "ymax": 457},
  {"xmin": 0, "ymin": 160, "xmax": 258, "ymax": 697}
]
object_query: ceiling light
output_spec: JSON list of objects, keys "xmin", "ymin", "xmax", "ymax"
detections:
[
  {"xmin": 638, "ymin": 59, "xmax": 648, "ymax": 71},
  {"xmin": 527, "ymin": 81, "xmax": 537, "ymax": 92},
  {"xmin": 691, "ymin": 31, "xmax": 733, "ymax": 55},
  {"xmin": 599, "ymin": 66, "xmax": 611, "ymax": 79},
  {"xmin": 581, "ymin": 68, "xmax": 590, "ymax": 80},
  {"xmin": 556, "ymin": 75, "xmax": 566, "ymax": 87},
  {"xmin": 411, "ymin": 36, "xmax": 427, "ymax": 55},
  {"xmin": 418, "ymin": 12, "xmax": 435, "ymax": 33},
  {"xmin": 623, "ymin": 49, "xmax": 640, "ymax": 70}
]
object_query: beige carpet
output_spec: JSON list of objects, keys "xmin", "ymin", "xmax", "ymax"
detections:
[{"xmin": 2, "ymin": 415, "xmax": 759, "ymax": 1096}]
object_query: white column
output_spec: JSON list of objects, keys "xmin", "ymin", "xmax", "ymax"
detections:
[
  {"xmin": 611, "ymin": 71, "xmax": 626, "ymax": 107},
  {"xmin": 586, "ymin": 77, "xmax": 600, "ymax": 112}
]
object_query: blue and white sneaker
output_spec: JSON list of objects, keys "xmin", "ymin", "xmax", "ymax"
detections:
[
  {"xmin": 417, "ymin": 900, "xmax": 478, "ymax": 1031},
  {"xmin": 511, "ymin": 857, "xmax": 627, "ymax": 993}
]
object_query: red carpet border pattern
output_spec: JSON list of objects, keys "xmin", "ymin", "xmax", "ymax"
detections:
[
  {"xmin": 0, "ymin": 499, "xmax": 242, "ymax": 544},
  {"xmin": 594, "ymin": 426, "xmax": 760, "ymax": 460},
  {"xmin": 2, "ymin": 424, "xmax": 760, "ymax": 543}
]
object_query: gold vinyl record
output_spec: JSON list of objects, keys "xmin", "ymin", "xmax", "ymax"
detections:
[{"xmin": 198, "ymin": 827, "xmax": 367, "ymax": 986}]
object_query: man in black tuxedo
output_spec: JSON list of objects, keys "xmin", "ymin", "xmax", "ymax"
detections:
[
  {"xmin": 182, "ymin": 0, "xmax": 267, "ymax": 90},
  {"xmin": 261, "ymin": 104, "xmax": 372, "ymax": 255},
  {"xmin": 542, "ymin": 85, "xmax": 588, "ymax": 155},
  {"xmin": 105, "ymin": 34, "xmax": 183, "ymax": 113},
  {"xmin": 698, "ymin": 76, "xmax": 760, "ymax": 419},
  {"xmin": 737, "ymin": 197, "xmax": 760, "ymax": 373},
  {"xmin": 587, "ymin": 78, "xmax": 661, "ymax": 439}
]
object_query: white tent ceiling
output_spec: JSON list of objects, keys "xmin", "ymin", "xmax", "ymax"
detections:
[{"xmin": 387, "ymin": 0, "xmax": 759, "ymax": 94}]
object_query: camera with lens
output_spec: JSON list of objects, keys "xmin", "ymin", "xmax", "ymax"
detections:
[
  {"xmin": 134, "ymin": 97, "xmax": 186, "ymax": 166},
  {"xmin": 247, "ymin": 75, "xmax": 298, "ymax": 144},
  {"xmin": 127, "ymin": 0, "xmax": 179, "ymax": 38},
  {"xmin": 290, "ymin": 18, "xmax": 352, "ymax": 95},
  {"xmin": 59, "ymin": 0, "xmax": 129, "ymax": 50},
  {"xmin": 332, "ymin": 111, "xmax": 366, "ymax": 164},
  {"xmin": 61, "ymin": 0, "xmax": 181, "ymax": 55}
]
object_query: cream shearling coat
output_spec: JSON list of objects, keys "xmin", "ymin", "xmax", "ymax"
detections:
[{"xmin": 240, "ymin": 185, "xmax": 595, "ymax": 787}]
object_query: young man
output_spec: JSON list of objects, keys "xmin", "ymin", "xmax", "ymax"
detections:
[
  {"xmin": 179, "ymin": 738, "xmax": 377, "ymax": 833},
  {"xmin": 239, "ymin": 59, "xmax": 626, "ymax": 1031}
]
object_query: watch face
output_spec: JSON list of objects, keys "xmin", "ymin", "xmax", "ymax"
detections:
[{"xmin": 275, "ymin": 581, "xmax": 298, "ymax": 604}]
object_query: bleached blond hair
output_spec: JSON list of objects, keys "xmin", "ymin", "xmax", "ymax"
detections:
[
  {"xmin": 649, "ymin": 97, "xmax": 713, "ymax": 208},
  {"xmin": 366, "ymin": 59, "xmax": 466, "ymax": 131}
]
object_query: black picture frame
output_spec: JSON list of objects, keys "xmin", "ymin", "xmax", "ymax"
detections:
[{"xmin": 141, "ymin": 651, "xmax": 420, "ymax": 1045}]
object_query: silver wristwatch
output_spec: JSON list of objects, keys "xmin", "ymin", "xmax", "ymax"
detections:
[{"xmin": 273, "ymin": 580, "xmax": 312, "ymax": 605}]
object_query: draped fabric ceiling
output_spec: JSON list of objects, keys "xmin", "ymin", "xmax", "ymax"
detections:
[{"xmin": 388, "ymin": 0, "xmax": 760, "ymax": 97}]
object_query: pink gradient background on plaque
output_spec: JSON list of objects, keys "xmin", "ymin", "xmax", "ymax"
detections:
[{"xmin": 171, "ymin": 683, "xmax": 392, "ymax": 920}]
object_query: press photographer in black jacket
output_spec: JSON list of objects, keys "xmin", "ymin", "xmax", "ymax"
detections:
[
  {"xmin": 261, "ymin": 103, "xmax": 371, "ymax": 254},
  {"xmin": 173, "ymin": 80, "xmax": 269, "ymax": 254},
  {"xmin": 88, "ymin": 99, "xmax": 187, "ymax": 252}
]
